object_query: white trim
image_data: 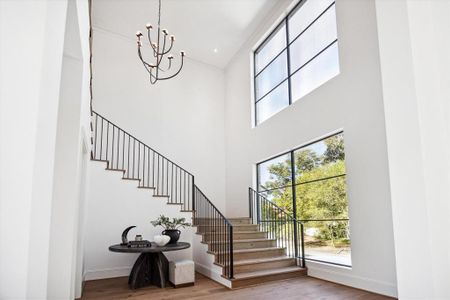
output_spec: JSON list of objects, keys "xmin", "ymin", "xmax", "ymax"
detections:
[
  {"xmin": 194, "ymin": 262, "xmax": 231, "ymax": 289},
  {"xmin": 84, "ymin": 266, "xmax": 131, "ymax": 281},
  {"xmin": 307, "ymin": 262, "xmax": 397, "ymax": 298}
]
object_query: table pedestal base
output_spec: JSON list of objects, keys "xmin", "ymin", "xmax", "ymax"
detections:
[{"xmin": 128, "ymin": 252, "xmax": 169, "ymax": 289}]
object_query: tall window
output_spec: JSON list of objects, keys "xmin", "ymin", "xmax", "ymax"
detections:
[
  {"xmin": 257, "ymin": 132, "xmax": 351, "ymax": 266},
  {"xmin": 254, "ymin": 0, "xmax": 339, "ymax": 125}
]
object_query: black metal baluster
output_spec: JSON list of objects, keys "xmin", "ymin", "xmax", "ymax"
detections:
[
  {"xmin": 106, "ymin": 122, "xmax": 109, "ymax": 162},
  {"xmin": 152, "ymin": 151, "xmax": 155, "ymax": 187},
  {"xmin": 117, "ymin": 128, "xmax": 120, "ymax": 169},
  {"xmin": 132, "ymin": 139, "xmax": 135, "ymax": 179},
  {"xmin": 166, "ymin": 160, "xmax": 169, "ymax": 197},
  {"xmin": 157, "ymin": 154, "xmax": 160, "ymax": 193},
  {"xmin": 147, "ymin": 148, "xmax": 150, "ymax": 188},
  {"xmin": 111, "ymin": 126, "xmax": 115, "ymax": 167},
  {"xmin": 122, "ymin": 131, "xmax": 125, "ymax": 171},
  {"xmin": 161, "ymin": 157, "xmax": 165, "ymax": 195},
  {"xmin": 137, "ymin": 142, "xmax": 140, "ymax": 184},
  {"xmin": 143, "ymin": 147, "xmax": 146, "ymax": 187},
  {"xmin": 127, "ymin": 135, "xmax": 130, "ymax": 178},
  {"xmin": 171, "ymin": 163, "xmax": 174, "ymax": 203},
  {"xmin": 100, "ymin": 119, "xmax": 104, "ymax": 160},
  {"xmin": 94, "ymin": 114, "xmax": 98, "ymax": 159}
]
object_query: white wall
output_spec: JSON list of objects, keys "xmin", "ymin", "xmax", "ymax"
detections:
[
  {"xmin": 0, "ymin": 1, "xmax": 67, "ymax": 298},
  {"xmin": 0, "ymin": 0, "xmax": 91, "ymax": 298},
  {"xmin": 90, "ymin": 26, "xmax": 227, "ymax": 212},
  {"xmin": 83, "ymin": 23, "xmax": 227, "ymax": 281},
  {"xmin": 375, "ymin": 0, "xmax": 450, "ymax": 298},
  {"xmin": 223, "ymin": 0, "xmax": 397, "ymax": 297},
  {"xmin": 83, "ymin": 161, "xmax": 194, "ymax": 280}
]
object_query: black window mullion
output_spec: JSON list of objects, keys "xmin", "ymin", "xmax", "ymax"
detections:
[
  {"xmin": 287, "ymin": 1, "xmax": 336, "ymax": 47},
  {"xmin": 285, "ymin": 18, "xmax": 293, "ymax": 106},
  {"xmin": 254, "ymin": 46, "xmax": 288, "ymax": 78}
]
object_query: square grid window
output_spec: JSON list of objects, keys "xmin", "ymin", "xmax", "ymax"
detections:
[{"xmin": 254, "ymin": 0, "xmax": 339, "ymax": 125}]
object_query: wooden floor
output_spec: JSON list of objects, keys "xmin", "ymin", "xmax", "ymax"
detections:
[{"xmin": 81, "ymin": 273, "xmax": 394, "ymax": 300}]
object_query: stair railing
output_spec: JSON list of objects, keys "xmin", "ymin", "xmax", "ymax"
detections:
[
  {"xmin": 91, "ymin": 110, "xmax": 194, "ymax": 211},
  {"xmin": 193, "ymin": 186, "xmax": 234, "ymax": 278},
  {"xmin": 249, "ymin": 187, "xmax": 305, "ymax": 268},
  {"xmin": 91, "ymin": 110, "xmax": 234, "ymax": 278}
]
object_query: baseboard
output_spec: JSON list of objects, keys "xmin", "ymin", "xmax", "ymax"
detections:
[
  {"xmin": 306, "ymin": 262, "xmax": 397, "ymax": 298},
  {"xmin": 84, "ymin": 266, "xmax": 131, "ymax": 281},
  {"xmin": 195, "ymin": 262, "xmax": 231, "ymax": 288}
]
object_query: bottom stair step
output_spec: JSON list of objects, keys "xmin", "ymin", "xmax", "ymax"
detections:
[
  {"xmin": 230, "ymin": 266, "xmax": 307, "ymax": 288},
  {"xmin": 233, "ymin": 256, "xmax": 296, "ymax": 274}
]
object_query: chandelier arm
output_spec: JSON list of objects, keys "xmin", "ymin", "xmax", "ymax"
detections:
[
  {"xmin": 153, "ymin": 33, "xmax": 168, "ymax": 57},
  {"xmin": 146, "ymin": 30, "xmax": 158, "ymax": 54},
  {"xmin": 161, "ymin": 39, "xmax": 174, "ymax": 55},
  {"xmin": 138, "ymin": 47, "xmax": 156, "ymax": 69},
  {"xmin": 138, "ymin": 47, "xmax": 159, "ymax": 81},
  {"xmin": 156, "ymin": 54, "xmax": 184, "ymax": 81}
]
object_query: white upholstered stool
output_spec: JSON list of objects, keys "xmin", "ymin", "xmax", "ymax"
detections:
[{"xmin": 169, "ymin": 260, "xmax": 195, "ymax": 288}]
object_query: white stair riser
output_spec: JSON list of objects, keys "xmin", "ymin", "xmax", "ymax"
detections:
[{"xmin": 233, "ymin": 259, "xmax": 296, "ymax": 274}]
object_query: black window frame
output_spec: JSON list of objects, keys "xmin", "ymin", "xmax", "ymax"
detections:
[
  {"xmin": 256, "ymin": 131, "xmax": 351, "ymax": 267},
  {"xmin": 253, "ymin": 0, "xmax": 338, "ymax": 126}
]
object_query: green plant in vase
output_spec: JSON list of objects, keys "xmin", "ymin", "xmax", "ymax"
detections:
[{"xmin": 151, "ymin": 215, "xmax": 191, "ymax": 244}]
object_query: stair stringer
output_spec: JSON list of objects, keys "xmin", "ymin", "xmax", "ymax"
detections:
[{"xmin": 192, "ymin": 229, "xmax": 232, "ymax": 288}]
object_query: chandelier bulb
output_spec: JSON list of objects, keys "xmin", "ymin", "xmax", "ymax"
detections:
[
  {"xmin": 136, "ymin": 31, "xmax": 143, "ymax": 37},
  {"xmin": 170, "ymin": 35, "xmax": 175, "ymax": 41},
  {"xmin": 162, "ymin": 29, "xmax": 168, "ymax": 35},
  {"xmin": 180, "ymin": 51, "xmax": 186, "ymax": 56},
  {"xmin": 146, "ymin": 23, "xmax": 152, "ymax": 29},
  {"xmin": 152, "ymin": 43, "xmax": 157, "ymax": 48},
  {"xmin": 168, "ymin": 54, "xmax": 174, "ymax": 59}
]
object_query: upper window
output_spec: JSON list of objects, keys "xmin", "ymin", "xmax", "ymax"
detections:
[{"xmin": 254, "ymin": 0, "xmax": 339, "ymax": 125}]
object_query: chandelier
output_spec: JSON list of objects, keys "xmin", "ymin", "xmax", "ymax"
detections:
[{"xmin": 136, "ymin": 0, "xmax": 185, "ymax": 84}]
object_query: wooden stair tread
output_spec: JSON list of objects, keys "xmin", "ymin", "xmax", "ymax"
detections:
[
  {"xmin": 203, "ymin": 230, "xmax": 266, "ymax": 234},
  {"xmin": 105, "ymin": 168, "xmax": 125, "ymax": 172},
  {"xmin": 233, "ymin": 256, "xmax": 294, "ymax": 266},
  {"xmin": 232, "ymin": 266, "xmax": 305, "ymax": 280},
  {"xmin": 233, "ymin": 247, "xmax": 284, "ymax": 253},
  {"xmin": 208, "ymin": 238, "xmax": 276, "ymax": 244},
  {"xmin": 208, "ymin": 246, "xmax": 284, "ymax": 256},
  {"xmin": 197, "ymin": 224, "xmax": 257, "ymax": 227}
]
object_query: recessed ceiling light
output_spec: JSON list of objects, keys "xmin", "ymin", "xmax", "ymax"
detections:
[{"xmin": 213, "ymin": 48, "xmax": 218, "ymax": 53}]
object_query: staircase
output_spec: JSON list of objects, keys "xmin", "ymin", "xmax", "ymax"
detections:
[
  {"xmin": 197, "ymin": 216, "xmax": 306, "ymax": 288},
  {"xmin": 90, "ymin": 110, "xmax": 306, "ymax": 288}
]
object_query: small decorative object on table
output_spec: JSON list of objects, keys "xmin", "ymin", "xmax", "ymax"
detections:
[
  {"xmin": 150, "ymin": 215, "xmax": 191, "ymax": 244},
  {"xmin": 121, "ymin": 226, "xmax": 137, "ymax": 245},
  {"xmin": 121, "ymin": 226, "xmax": 151, "ymax": 248},
  {"xmin": 154, "ymin": 235, "xmax": 170, "ymax": 247},
  {"xmin": 128, "ymin": 240, "xmax": 152, "ymax": 248}
]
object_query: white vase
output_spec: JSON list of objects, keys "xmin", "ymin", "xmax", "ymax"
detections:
[{"xmin": 154, "ymin": 235, "xmax": 170, "ymax": 247}]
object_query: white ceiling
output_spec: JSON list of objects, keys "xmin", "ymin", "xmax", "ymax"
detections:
[{"xmin": 92, "ymin": 0, "xmax": 282, "ymax": 69}]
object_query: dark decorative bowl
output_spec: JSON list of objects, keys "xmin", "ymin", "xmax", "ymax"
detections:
[{"xmin": 162, "ymin": 229, "xmax": 181, "ymax": 244}]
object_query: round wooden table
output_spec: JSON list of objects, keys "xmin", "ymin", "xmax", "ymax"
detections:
[{"xmin": 109, "ymin": 242, "xmax": 190, "ymax": 289}]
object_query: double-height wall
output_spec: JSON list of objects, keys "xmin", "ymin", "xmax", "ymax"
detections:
[{"xmin": 224, "ymin": 0, "xmax": 396, "ymax": 297}]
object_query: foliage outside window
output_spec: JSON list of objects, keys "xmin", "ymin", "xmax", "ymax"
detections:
[
  {"xmin": 254, "ymin": 0, "xmax": 339, "ymax": 125},
  {"xmin": 257, "ymin": 132, "xmax": 351, "ymax": 266}
]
